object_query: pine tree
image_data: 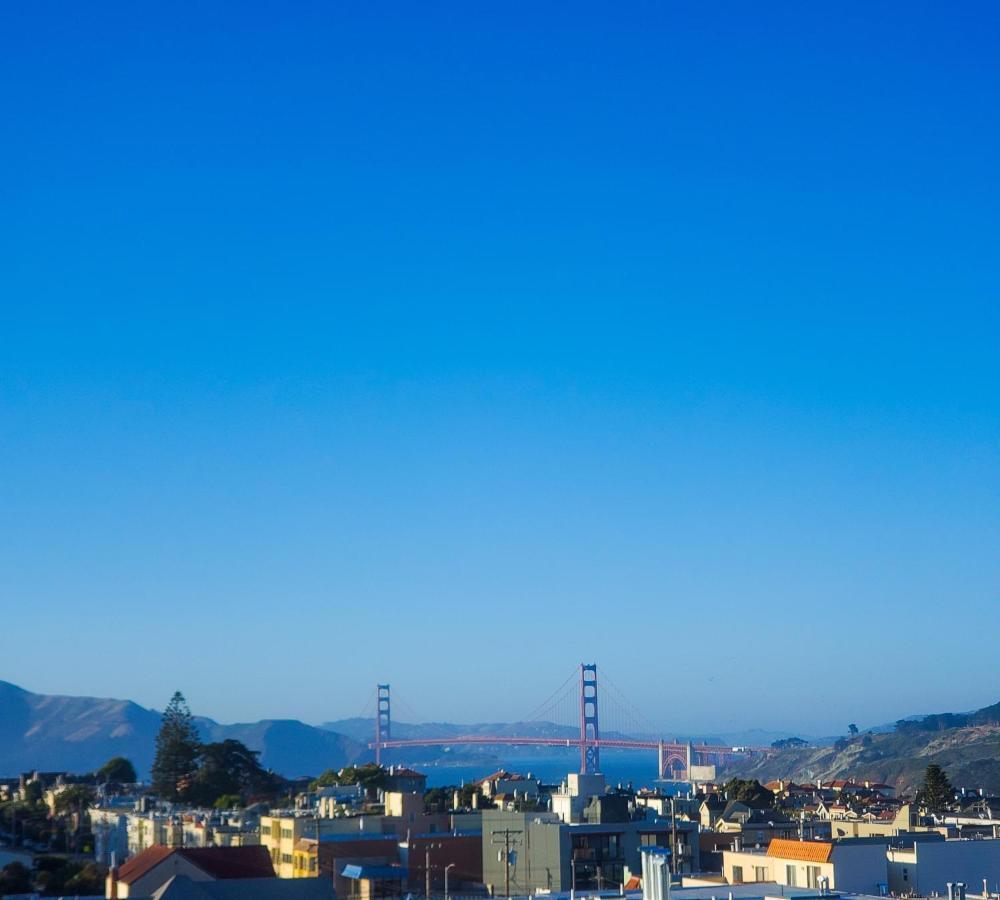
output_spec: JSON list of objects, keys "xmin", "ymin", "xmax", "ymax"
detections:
[
  {"xmin": 917, "ymin": 763, "xmax": 954, "ymax": 814},
  {"xmin": 151, "ymin": 691, "xmax": 202, "ymax": 800}
]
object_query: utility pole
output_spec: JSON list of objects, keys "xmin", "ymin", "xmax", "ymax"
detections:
[
  {"xmin": 491, "ymin": 828, "xmax": 522, "ymax": 898},
  {"xmin": 670, "ymin": 795, "xmax": 678, "ymax": 875}
]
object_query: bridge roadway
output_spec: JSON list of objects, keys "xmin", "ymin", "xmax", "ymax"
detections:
[{"xmin": 371, "ymin": 735, "xmax": 746, "ymax": 755}]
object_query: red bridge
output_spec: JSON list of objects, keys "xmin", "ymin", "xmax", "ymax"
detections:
[{"xmin": 368, "ymin": 664, "xmax": 760, "ymax": 781}]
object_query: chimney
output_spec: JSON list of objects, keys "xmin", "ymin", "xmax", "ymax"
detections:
[{"xmin": 641, "ymin": 848, "xmax": 670, "ymax": 900}]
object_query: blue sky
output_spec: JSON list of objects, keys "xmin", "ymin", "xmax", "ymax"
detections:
[{"xmin": 2, "ymin": 2, "xmax": 999, "ymax": 736}]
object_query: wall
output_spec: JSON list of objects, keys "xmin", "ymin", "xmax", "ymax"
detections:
[
  {"xmin": 829, "ymin": 842, "xmax": 890, "ymax": 893},
  {"xmin": 890, "ymin": 839, "xmax": 1000, "ymax": 896}
]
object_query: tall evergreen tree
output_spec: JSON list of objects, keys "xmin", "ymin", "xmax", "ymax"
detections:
[
  {"xmin": 151, "ymin": 691, "xmax": 201, "ymax": 800},
  {"xmin": 917, "ymin": 763, "xmax": 954, "ymax": 814}
]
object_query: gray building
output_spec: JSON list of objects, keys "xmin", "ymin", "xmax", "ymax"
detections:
[{"xmin": 481, "ymin": 806, "xmax": 699, "ymax": 895}]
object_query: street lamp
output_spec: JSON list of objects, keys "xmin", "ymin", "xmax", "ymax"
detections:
[{"xmin": 445, "ymin": 862, "xmax": 456, "ymax": 900}]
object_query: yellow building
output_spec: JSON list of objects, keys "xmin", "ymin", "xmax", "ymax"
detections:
[
  {"xmin": 261, "ymin": 815, "xmax": 321, "ymax": 878},
  {"xmin": 292, "ymin": 837, "xmax": 319, "ymax": 877}
]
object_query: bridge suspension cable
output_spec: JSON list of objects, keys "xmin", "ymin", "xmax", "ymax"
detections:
[{"xmin": 518, "ymin": 666, "xmax": 580, "ymax": 727}]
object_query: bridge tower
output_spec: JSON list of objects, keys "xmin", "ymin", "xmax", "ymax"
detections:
[
  {"xmin": 375, "ymin": 683, "xmax": 391, "ymax": 766},
  {"xmin": 579, "ymin": 663, "xmax": 600, "ymax": 774}
]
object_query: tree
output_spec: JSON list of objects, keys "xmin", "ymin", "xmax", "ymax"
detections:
[
  {"xmin": 54, "ymin": 784, "xmax": 96, "ymax": 816},
  {"xmin": 848, "ymin": 723, "xmax": 859, "ymax": 736},
  {"xmin": 918, "ymin": 763, "xmax": 954, "ymax": 814},
  {"xmin": 188, "ymin": 739, "xmax": 278, "ymax": 806},
  {"xmin": 64, "ymin": 862, "xmax": 105, "ymax": 896},
  {"xmin": 0, "ymin": 862, "xmax": 32, "ymax": 895},
  {"xmin": 97, "ymin": 756, "xmax": 137, "ymax": 784},
  {"xmin": 721, "ymin": 778, "xmax": 773, "ymax": 808},
  {"xmin": 424, "ymin": 787, "xmax": 451, "ymax": 813},
  {"xmin": 151, "ymin": 692, "xmax": 202, "ymax": 800},
  {"xmin": 310, "ymin": 764, "xmax": 387, "ymax": 793}
]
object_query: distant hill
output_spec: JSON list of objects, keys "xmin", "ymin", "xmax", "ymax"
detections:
[
  {"xmin": 728, "ymin": 700, "xmax": 1000, "ymax": 793},
  {"xmin": 0, "ymin": 681, "xmax": 368, "ymax": 779}
]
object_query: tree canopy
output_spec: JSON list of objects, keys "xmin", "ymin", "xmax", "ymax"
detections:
[
  {"xmin": 97, "ymin": 756, "xmax": 137, "ymax": 784},
  {"xmin": 310, "ymin": 763, "xmax": 387, "ymax": 792},
  {"xmin": 721, "ymin": 778, "xmax": 773, "ymax": 807},
  {"xmin": 771, "ymin": 737, "xmax": 807, "ymax": 749},
  {"xmin": 54, "ymin": 784, "xmax": 96, "ymax": 815},
  {"xmin": 187, "ymin": 739, "xmax": 278, "ymax": 806},
  {"xmin": 152, "ymin": 691, "xmax": 202, "ymax": 800}
]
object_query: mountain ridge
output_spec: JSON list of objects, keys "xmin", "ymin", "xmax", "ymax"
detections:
[
  {"xmin": 728, "ymin": 699, "xmax": 1000, "ymax": 793},
  {"xmin": 0, "ymin": 680, "xmax": 368, "ymax": 779}
]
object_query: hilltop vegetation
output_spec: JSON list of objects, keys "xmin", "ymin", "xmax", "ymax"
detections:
[{"xmin": 730, "ymin": 701, "xmax": 1000, "ymax": 793}]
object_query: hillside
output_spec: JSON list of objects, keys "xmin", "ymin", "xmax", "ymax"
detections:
[
  {"xmin": 0, "ymin": 681, "xmax": 368, "ymax": 779},
  {"xmin": 728, "ymin": 703, "xmax": 1000, "ymax": 794}
]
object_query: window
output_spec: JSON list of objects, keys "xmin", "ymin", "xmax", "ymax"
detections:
[
  {"xmin": 786, "ymin": 865, "xmax": 798, "ymax": 887},
  {"xmin": 281, "ymin": 828, "xmax": 293, "ymax": 839},
  {"xmin": 282, "ymin": 853, "xmax": 293, "ymax": 864},
  {"xmin": 733, "ymin": 866, "xmax": 744, "ymax": 884},
  {"xmin": 754, "ymin": 867, "xmax": 768, "ymax": 882},
  {"xmin": 807, "ymin": 867, "xmax": 821, "ymax": 888}
]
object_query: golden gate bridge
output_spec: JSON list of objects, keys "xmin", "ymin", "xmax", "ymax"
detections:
[{"xmin": 365, "ymin": 663, "xmax": 762, "ymax": 781}]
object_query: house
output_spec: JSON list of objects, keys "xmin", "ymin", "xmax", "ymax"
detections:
[
  {"xmin": 340, "ymin": 863, "xmax": 406, "ymax": 900},
  {"xmin": 107, "ymin": 845, "xmax": 275, "ymax": 899},
  {"xmin": 383, "ymin": 767, "xmax": 426, "ymax": 794},
  {"xmin": 476, "ymin": 770, "xmax": 540, "ymax": 800},
  {"xmin": 723, "ymin": 837, "xmax": 890, "ymax": 894},
  {"xmin": 146, "ymin": 874, "xmax": 334, "ymax": 900},
  {"xmin": 888, "ymin": 834, "xmax": 1000, "ymax": 895},
  {"xmin": 316, "ymin": 834, "xmax": 401, "ymax": 897},
  {"xmin": 699, "ymin": 795, "xmax": 727, "ymax": 830},
  {"xmin": 714, "ymin": 805, "xmax": 799, "ymax": 846},
  {"xmin": 828, "ymin": 803, "xmax": 918, "ymax": 839}
]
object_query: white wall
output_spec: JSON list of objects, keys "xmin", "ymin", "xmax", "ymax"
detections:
[
  {"xmin": 898, "ymin": 839, "xmax": 1000, "ymax": 896},
  {"xmin": 830, "ymin": 842, "xmax": 889, "ymax": 893}
]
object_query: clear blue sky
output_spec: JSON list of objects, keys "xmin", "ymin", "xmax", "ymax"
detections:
[{"xmin": 2, "ymin": 2, "xmax": 999, "ymax": 737}]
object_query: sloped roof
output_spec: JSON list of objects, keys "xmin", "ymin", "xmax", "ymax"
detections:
[
  {"xmin": 117, "ymin": 845, "xmax": 175, "ymax": 884},
  {"xmin": 151, "ymin": 874, "xmax": 334, "ymax": 900},
  {"xmin": 180, "ymin": 846, "xmax": 275, "ymax": 880},
  {"xmin": 766, "ymin": 839, "xmax": 833, "ymax": 863},
  {"xmin": 117, "ymin": 845, "xmax": 275, "ymax": 885}
]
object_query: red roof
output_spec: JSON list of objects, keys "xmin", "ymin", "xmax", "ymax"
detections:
[
  {"xmin": 116, "ymin": 845, "xmax": 275, "ymax": 885},
  {"xmin": 117, "ymin": 846, "xmax": 174, "ymax": 885}
]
